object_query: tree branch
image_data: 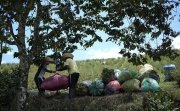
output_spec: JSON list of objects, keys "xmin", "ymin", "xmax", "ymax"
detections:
[
  {"xmin": 1, "ymin": 36, "xmax": 16, "ymax": 45},
  {"xmin": 23, "ymin": 0, "xmax": 36, "ymax": 18}
]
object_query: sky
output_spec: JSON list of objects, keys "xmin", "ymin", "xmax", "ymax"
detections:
[
  {"xmin": 2, "ymin": 33, "xmax": 180, "ymax": 64},
  {"xmin": 1, "ymin": 5, "xmax": 180, "ymax": 64}
]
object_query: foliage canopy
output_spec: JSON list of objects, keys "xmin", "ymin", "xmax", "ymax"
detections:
[{"xmin": 0, "ymin": 0, "xmax": 179, "ymax": 64}]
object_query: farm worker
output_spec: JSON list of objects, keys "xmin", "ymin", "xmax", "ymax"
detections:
[
  {"xmin": 56, "ymin": 53, "xmax": 80, "ymax": 99},
  {"xmin": 34, "ymin": 57, "xmax": 56, "ymax": 96}
]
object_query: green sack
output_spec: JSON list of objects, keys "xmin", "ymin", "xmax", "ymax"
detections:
[
  {"xmin": 117, "ymin": 68, "xmax": 138, "ymax": 83},
  {"xmin": 138, "ymin": 70, "xmax": 160, "ymax": 83},
  {"xmin": 141, "ymin": 78, "xmax": 160, "ymax": 92},
  {"xmin": 121, "ymin": 79, "xmax": 141, "ymax": 92},
  {"xmin": 75, "ymin": 82, "xmax": 89, "ymax": 96},
  {"xmin": 89, "ymin": 80, "xmax": 104, "ymax": 96}
]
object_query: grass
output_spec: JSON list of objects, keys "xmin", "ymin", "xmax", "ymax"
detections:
[{"xmin": 160, "ymin": 81, "xmax": 180, "ymax": 100}]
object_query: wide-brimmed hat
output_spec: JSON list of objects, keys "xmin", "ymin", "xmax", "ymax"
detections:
[
  {"xmin": 44, "ymin": 57, "xmax": 54, "ymax": 63},
  {"xmin": 61, "ymin": 53, "xmax": 74, "ymax": 61}
]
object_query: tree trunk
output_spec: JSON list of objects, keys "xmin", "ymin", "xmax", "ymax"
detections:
[
  {"xmin": 10, "ymin": 55, "xmax": 30, "ymax": 111},
  {"xmin": 10, "ymin": 17, "xmax": 31, "ymax": 110},
  {"xmin": 0, "ymin": 41, "xmax": 2, "ymax": 65}
]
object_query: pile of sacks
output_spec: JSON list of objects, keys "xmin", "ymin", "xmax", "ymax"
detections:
[{"xmin": 75, "ymin": 64, "xmax": 160, "ymax": 96}]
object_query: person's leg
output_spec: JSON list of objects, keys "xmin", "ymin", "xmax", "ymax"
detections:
[
  {"xmin": 34, "ymin": 76, "xmax": 39, "ymax": 90},
  {"xmin": 68, "ymin": 73, "xmax": 79, "ymax": 98},
  {"xmin": 37, "ymin": 78, "xmax": 45, "ymax": 96}
]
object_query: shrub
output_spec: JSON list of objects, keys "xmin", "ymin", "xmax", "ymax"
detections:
[
  {"xmin": 143, "ymin": 91, "xmax": 175, "ymax": 111},
  {"xmin": 101, "ymin": 68, "xmax": 115, "ymax": 84},
  {"xmin": 174, "ymin": 67, "xmax": 180, "ymax": 87},
  {"xmin": 0, "ymin": 64, "xmax": 19, "ymax": 110}
]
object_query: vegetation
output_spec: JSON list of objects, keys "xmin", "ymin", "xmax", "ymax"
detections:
[{"xmin": 0, "ymin": 64, "xmax": 18, "ymax": 111}]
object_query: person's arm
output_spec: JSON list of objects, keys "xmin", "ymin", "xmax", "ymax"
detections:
[
  {"xmin": 43, "ymin": 65, "xmax": 55, "ymax": 73},
  {"xmin": 45, "ymin": 68, "xmax": 56, "ymax": 73},
  {"xmin": 56, "ymin": 64, "xmax": 68, "ymax": 71}
]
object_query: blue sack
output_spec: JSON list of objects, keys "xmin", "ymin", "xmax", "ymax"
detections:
[{"xmin": 89, "ymin": 80, "xmax": 104, "ymax": 96}]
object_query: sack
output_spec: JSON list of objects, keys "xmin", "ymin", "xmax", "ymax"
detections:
[
  {"xmin": 105, "ymin": 80, "xmax": 122, "ymax": 95},
  {"xmin": 114, "ymin": 69, "xmax": 121, "ymax": 79},
  {"xmin": 75, "ymin": 82, "xmax": 89, "ymax": 96},
  {"xmin": 121, "ymin": 79, "xmax": 141, "ymax": 92},
  {"xmin": 138, "ymin": 70, "xmax": 160, "ymax": 83},
  {"xmin": 40, "ymin": 73, "xmax": 69, "ymax": 91},
  {"xmin": 89, "ymin": 80, "xmax": 104, "ymax": 96},
  {"xmin": 141, "ymin": 78, "xmax": 160, "ymax": 92},
  {"xmin": 139, "ymin": 64, "xmax": 154, "ymax": 75},
  {"xmin": 117, "ymin": 68, "xmax": 138, "ymax": 83},
  {"xmin": 82, "ymin": 80, "xmax": 93, "ymax": 87}
]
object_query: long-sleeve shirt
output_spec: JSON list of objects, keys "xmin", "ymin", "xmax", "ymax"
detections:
[{"xmin": 35, "ymin": 64, "xmax": 53, "ymax": 80}]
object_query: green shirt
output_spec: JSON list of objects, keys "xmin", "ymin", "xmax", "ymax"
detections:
[{"xmin": 64, "ymin": 58, "xmax": 79, "ymax": 74}]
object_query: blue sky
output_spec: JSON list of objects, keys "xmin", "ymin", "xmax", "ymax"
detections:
[
  {"xmin": 2, "ymin": 32, "xmax": 180, "ymax": 64},
  {"xmin": 2, "ymin": 5, "xmax": 180, "ymax": 64}
]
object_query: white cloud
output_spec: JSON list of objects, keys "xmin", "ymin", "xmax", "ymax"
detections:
[
  {"xmin": 1, "ymin": 60, "xmax": 7, "ymax": 64},
  {"xmin": 87, "ymin": 48, "xmax": 122, "ymax": 59},
  {"xmin": 172, "ymin": 35, "xmax": 180, "ymax": 49},
  {"xmin": 74, "ymin": 47, "xmax": 122, "ymax": 60}
]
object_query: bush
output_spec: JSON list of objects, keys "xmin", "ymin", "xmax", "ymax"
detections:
[
  {"xmin": 174, "ymin": 68, "xmax": 180, "ymax": 87},
  {"xmin": 101, "ymin": 68, "xmax": 115, "ymax": 84},
  {"xmin": 0, "ymin": 64, "xmax": 19, "ymax": 110},
  {"xmin": 143, "ymin": 91, "xmax": 175, "ymax": 111}
]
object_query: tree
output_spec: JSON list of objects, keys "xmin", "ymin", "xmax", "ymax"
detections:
[
  {"xmin": 0, "ymin": 0, "xmax": 180, "ymax": 110},
  {"xmin": 0, "ymin": 0, "xmax": 103, "ymax": 110},
  {"xmin": 79, "ymin": 0, "xmax": 180, "ymax": 64}
]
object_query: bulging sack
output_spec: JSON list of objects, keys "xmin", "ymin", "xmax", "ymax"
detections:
[
  {"xmin": 82, "ymin": 80, "xmax": 93, "ymax": 87},
  {"xmin": 105, "ymin": 80, "xmax": 122, "ymax": 95},
  {"xmin": 121, "ymin": 79, "xmax": 141, "ymax": 92},
  {"xmin": 138, "ymin": 64, "xmax": 154, "ymax": 75},
  {"xmin": 117, "ymin": 68, "xmax": 138, "ymax": 83},
  {"xmin": 141, "ymin": 78, "xmax": 160, "ymax": 92},
  {"xmin": 89, "ymin": 80, "xmax": 104, "ymax": 96},
  {"xmin": 138, "ymin": 70, "xmax": 160, "ymax": 83},
  {"xmin": 75, "ymin": 82, "xmax": 89, "ymax": 96},
  {"xmin": 40, "ymin": 73, "xmax": 69, "ymax": 91}
]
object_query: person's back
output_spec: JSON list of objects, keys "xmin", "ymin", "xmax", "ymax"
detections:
[
  {"xmin": 65, "ymin": 58, "xmax": 79, "ymax": 74},
  {"xmin": 56, "ymin": 53, "xmax": 80, "ymax": 98}
]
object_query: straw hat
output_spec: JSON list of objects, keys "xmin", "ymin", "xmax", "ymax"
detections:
[
  {"xmin": 44, "ymin": 57, "xmax": 54, "ymax": 63},
  {"xmin": 61, "ymin": 53, "xmax": 74, "ymax": 61}
]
